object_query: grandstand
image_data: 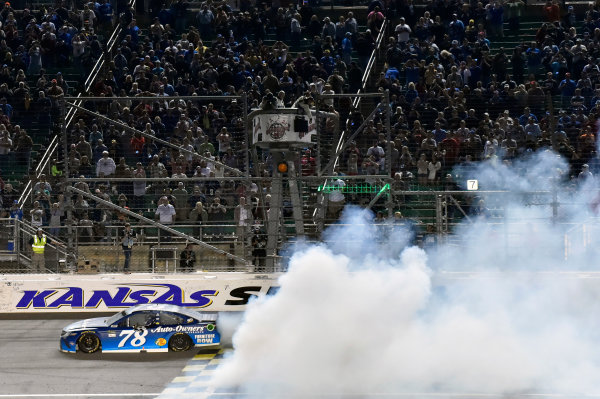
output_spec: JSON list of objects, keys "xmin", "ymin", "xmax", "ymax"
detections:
[{"xmin": 0, "ymin": 0, "xmax": 595, "ymax": 273}]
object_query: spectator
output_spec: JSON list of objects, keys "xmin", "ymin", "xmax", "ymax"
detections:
[
  {"xmin": 487, "ymin": 2, "xmax": 504, "ymax": 38},
  {"xmin": 29, "ymin": 228, "xmax": 49, "ymax": 273},
  {"xmin": 417, "ymin": 153, "xmax": 428, "ymax": 185},
  {"xmin": 395, "ymin": 17, "xmax": 411, "ymax": 44},
  {"xmin": 132, "ymin": 162, "xmax": 146, "ymax": 211},
  {"xmin": 180, "ymin": 243, "xmax": 196, "ymax": 272},
  {"xmin": 189, "ymin": 200, "xmax": 207, "ymax": 238},
  {"xmin": 544, "ymin": 0, "xmax": 561, "ymax": 22},
  {"xmin": 197, "ymin": 5, "xmax": 214, "ymax": 38},
  {"xmin": 251, "ymin": 224, "xmax": 267, "ymax": 270},
  {"xmin": 579, "ymin": 164, "xmax": 593, "ymax": 181},
  {"xmin": 0, "ymin": 128, "xmax": 11, "ymax": 167},
  {"xmin": 472, "ymin": 199, "xmax": 491, "ymax": 218},
  {"xmin": 234, "ymin": 196, "xmax": 253, "ymax": 246},
  {"xmin": 341, "ymin": 32, "xmax": 353, "ymax": 66},
  {"xmin": 208, "ymin": 196, "xmax": 227, "ymax": 237},
  {"xmin": 321, "ymin": 17, "xmax": 335, "ymax": 39},
  {"xmin": 448, "ymin": 14, "xmax": 464, "ymax": 42},
  {"xmin": 76, "ymin": 135, "xmax": 92, "ymax": 161},
  {"xmin": 327, "ymin": 178, "xmax": 346, "ymax": 218},
  {"xmin": 428, "ymin": 154, "xmax": 442, "ymax": 183},
  {"xmin": 507, "ymin": 0, "xmax": 525, "ymax": 34},
  {"xmin": 33, "ymin": 174, "xmax": 51, "ymax": 194},
  {"xmin": 121, "ymin": 223, "xmax": 135, "ymax": 273},
  {"xmin": 559, "ymin": 72, "xmax": 577, "ymax": 107},
  {"xmin": 367, "ymin": 141, "xmax": 385, "ymax": 172},
  {"xmin": 216, "ymin": 127, "xmax": 231, "ymax": 157},
  {"xmin": 96, "ymin": 150, "xmax": 116, "ymax": 177},
  {"xmin": 30, "ymin": 200, "xmax": 44, "ymax": 227},
  {"xmin": 291, "ymin": 13, "xmax": 302, "ymax": 47},
  {"xmin": 367, "ymin": 6, "xmax": 384, "ymax": 34},
  {"xmin": 155, "ymin": 196, "xmax": 176, "ymax": 242},
  {"xmin": 172, "ymin": 181, "xmax": 189, "ymax": 221}
]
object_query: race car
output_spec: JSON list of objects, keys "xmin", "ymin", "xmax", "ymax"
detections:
[{"xmin": 59, "ymin": 303, "xmax": 220, "ymax": 353}]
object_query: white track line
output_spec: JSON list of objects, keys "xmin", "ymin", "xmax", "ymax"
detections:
[
  {"xmin": 12, "ymin": 393, "xmax": 596, "ymax": 398},
  {"xmin": 0, "ymin": 394, "xmax": 160, "ymax": 398},
  {"xmin": 197, "ymin": 396, "xmax": 600, "ymax": 398}
]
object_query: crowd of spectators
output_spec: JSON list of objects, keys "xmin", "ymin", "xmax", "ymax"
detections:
[
  {"xmin": 331, "ymin": 0, "xmax": 600, "ymax": 194},
  {"xmin": 22, "ymin": 0, "xmax": 600, "ymax": 250},
  {"xmin": 42, "ymin": 0, "xmax": 381, "ymax": 242},
  {"xmin": 0, "ymin": 0, "xmax": 124, "ymax": 221}
]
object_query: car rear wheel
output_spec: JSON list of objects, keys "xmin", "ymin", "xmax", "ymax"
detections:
[
  {"xmin": 78, "ymin": 333, "xmax": 101, "ymax": 353},
  {"xmin": 169, "ymin": 333, "xmax": 192, "ymax": 352}
]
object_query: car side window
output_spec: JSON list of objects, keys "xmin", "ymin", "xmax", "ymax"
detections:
[
  {"xmin": 118, "ymin": 311, "xmax": 156, "ymax": 328},
  {"xmin": 158, "ymin": 312, "xmax": 186, "ymax": 326}
]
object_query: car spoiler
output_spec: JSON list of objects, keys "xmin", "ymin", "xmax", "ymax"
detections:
[{"xmin": 198, "ymin": 312, "xmax": 218, "ymax": 323}]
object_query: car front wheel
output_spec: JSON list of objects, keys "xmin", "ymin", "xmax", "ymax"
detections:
[
  {"xmin": 78, "ymin": 333, "xmax": 101, "ymax": 353},
  {"xmin": 169, "ymin": 333, "xmax": 192, "ymax": 352}
]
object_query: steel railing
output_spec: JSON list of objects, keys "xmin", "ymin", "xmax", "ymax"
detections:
[
  {"xmin": 333, "ymin": 18, "xmax": 389, "ymax": 171},
  {"xmin": 0, "ymin": 217, "xmax": 68, "ymax": 273},
  {"xmin": 313, "ymin": 18, "xmax": 389, "ymax": 221}
]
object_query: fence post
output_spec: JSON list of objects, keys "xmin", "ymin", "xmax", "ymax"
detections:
[
  {"xmin": 62, "ymin": 99, "xmax": 75, "ymax": 272},
  {"xmin": 243, "ymin": 92, "xmax": 250, "ymax": 177},
  {"xmin": 552, "ymin": 186, "xmax": 558, "ymax": 224},
  {"xmin": 13, "ymin": 218, "xmax": 19, "ymax": 269},
  {"xmin": 385, "ymin": 89, "xmax": 391, "ymax": 178},
  {"xmin": 315, "ymin": 96, "xmax": 321, "ymax": 177},
  {"xmin": 435, "ymin": 194, "xmax": 444, "ymax": 239}
]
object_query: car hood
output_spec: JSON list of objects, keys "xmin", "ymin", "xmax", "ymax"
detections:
[{"xmin": 64, "ymin": 317, "xmax": 108, "ymax": 331}]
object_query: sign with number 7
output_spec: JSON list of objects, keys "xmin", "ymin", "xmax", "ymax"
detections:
[{"xmin": 467, "ymin": 180, "xmax": 478, "ymax": 191}]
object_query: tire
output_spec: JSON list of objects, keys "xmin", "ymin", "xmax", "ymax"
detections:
[
  {"xmin": 169, "ymin": 333, "xmax": 192, "ymax": 352},
  {"xmin": 78, "ymin": 333, "xmax": 101, "ymax": 353}
]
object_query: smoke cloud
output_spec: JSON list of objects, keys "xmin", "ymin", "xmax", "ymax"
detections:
[{"xmin": 211, "ymin": 150, "xmax": 600, "ymax": 398}]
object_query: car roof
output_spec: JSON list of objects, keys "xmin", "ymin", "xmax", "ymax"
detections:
[{"xmin": 122, "ymin": 303, "xmax": 206, "ymax": 320}]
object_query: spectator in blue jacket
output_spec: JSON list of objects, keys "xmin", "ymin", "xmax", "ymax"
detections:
[
  {"xmin": 341, "ymin": 32, "xmax": 353, "ymax": 65},
  {"xmin": 559, "ymin": 72, "xmax": 577, "ymax": 108},
  {"xmin": 385, "ymin": 65, "xmax": 400, "ymax": 81},
  {"xmin": 488, "ymin": 2, "xmax": 504, "ymax": 38},
  {"xmin": 448, "ymin": 14, "xmax": 464, "ymax": 42}
]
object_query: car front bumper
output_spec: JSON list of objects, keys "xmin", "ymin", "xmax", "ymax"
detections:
[{"xmin": 59, "ymin": 335, "xmax": 77, "ymax": 353}]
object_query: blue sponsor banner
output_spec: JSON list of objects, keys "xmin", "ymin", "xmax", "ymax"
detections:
[{"xmin": 1, "ymin": 275, "xmax": 281, "ymax": 313}]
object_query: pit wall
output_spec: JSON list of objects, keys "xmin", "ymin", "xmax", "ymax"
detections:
[{"xmin": 0, "ymin": 273, "xmax": 281, "ymax": 314}]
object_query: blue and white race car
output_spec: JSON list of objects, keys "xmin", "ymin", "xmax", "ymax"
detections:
[{"xmin": 60, "ymin": 303, "xmax": 220, "ymax": 353}]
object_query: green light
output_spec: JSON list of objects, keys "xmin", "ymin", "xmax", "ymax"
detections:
[
  {"xmin": 317, "ymin": 184, "xmax": 389, "ymax": 194},
  {"xmin": 378, "ymin": 184, "xmax": 390, "ymax": 195}
]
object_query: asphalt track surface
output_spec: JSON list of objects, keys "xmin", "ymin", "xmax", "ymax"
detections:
[{"xmin": 0, "ymin": 318, "xmax": 197, "ymax": 399}]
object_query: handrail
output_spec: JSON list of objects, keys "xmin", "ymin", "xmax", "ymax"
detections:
[
  {"xmin": 331, "ymin": 18, "xmax": 389, "ymax": 175},
  {"xmin": 564, "ymin": 216, "xmax": 600, "ymax": 234},
  {"xmin": 357, "ymin": 19, "xmax": 389, "ymax": 105},
  {"xmin": 314, "ymin": 19, "xmax": 389, "ymax": 220},
  {"xmin": 19, "ymin": 218, "xmax": 67, "ymax": 251},
  {"xmin": 17, "ymin": 135, "xmax": 58, "ymax": 207},
  {"xmin": 34, "ymin": 134, "xmax": 58, "ymax": 176},
  {"xmin": 70, "ymin": 185, "xmax": 249, "ymax": 264},
  {"xmin": 17, "ymin": 180, "xmax": 31, "ymax": 208}
]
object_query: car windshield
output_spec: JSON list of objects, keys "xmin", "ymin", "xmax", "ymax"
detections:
[{"xmin": 105, "ymin": 310, "xmax": 128, "ymax": 326}]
